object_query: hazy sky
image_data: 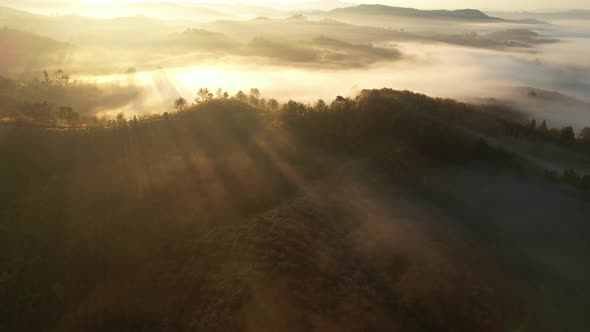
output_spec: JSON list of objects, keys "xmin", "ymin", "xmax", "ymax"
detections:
[
  {"xmin": 360, "ymin": 0, "xmax": 590, "ymax": 10},
  {"xmin": 169, "ymin": 0, "xmax": 587, "ymax": 10},
  {"xmin": 140, "ymin": 0, "xmax": 590, "ymax": 11},
  {"xmin": 5, "ymin": 0, "xmax": 590, "ymax": 11}
]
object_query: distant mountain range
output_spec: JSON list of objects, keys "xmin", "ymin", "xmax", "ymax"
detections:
[
  {"xmin": 328, "ymin": 4, "xmax": 499, "ymax": 21},
  {"xmin": 0, "ymin": 28, "xmax": 70, "ymax": 76},
  {"xmin": 488, "ymin": 9, "xmax": 590, "ymax": 21},
  {"xmin": 0, "ymin": 6, "xmax": 180, "ymax": 45}
]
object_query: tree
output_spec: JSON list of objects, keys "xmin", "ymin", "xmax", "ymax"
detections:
[
  {"xmin": 249, "ymin": 88, "xmax": 261, "ymax": 105},
  {"xmin": 235, "ymin": 90, "xmax": 247, "ymax": 103},
  {"xmin": 126, "ymin": 67, "xmax": 137, "ymax": 82},
  {"xmin": 282, "ymin": 100, "xmax": 308, "ymax": 117},
  {"xmin": 216, "ymin": 88, "xmax": 224, "ymax": 99},
  {"xmin": 578, "ymin": 127, "xmax": 590, "ymax": 143},
  {"xmin": 539, "ymin": 120, "xmax": 548, "ymax": 132},
  {"xmin": 58, "ymin": 106, "xmax": 79, "ymax": 126},
  {"xmin": 196, "ymin": 88, "xmax": 213, "ymax": 103},
  {"xmin": 174, "ymin": 97, "xmax": 188, "ymax": 112},
  {"xmin": 54, "ymin": 69, "xmax": 70, "ymax": 85},
  {"xmin": 562, "ymin": 169, "xmax": 581, "ymax": 185},
  {"xmin": 43, "ymin": 70, "xmax": 51, "ymax": 84},
  {"xmin": 20, "ymin": 102, "xmax": 55, "ymax": 124},
  {"xmin": 116, "ymin": 113, "xmax": 127, "ymax": 126},
  {"xmin": 331, "ymin": 96, "xmax": 352, "ymax": 112},
  {"xmin": 528, "ymin": 119, "xmax": 536, "ymax": 129},
  {"xmin": 559, "ymin": 126, "xmax": 576, "ymax": 145},
  {"xmin": 267, "ymin": 99, "xmax": 279, "ymax": 110},
  {"xmin": 314, "ymin": 99, "xmax": 327, "ymax": 112}
]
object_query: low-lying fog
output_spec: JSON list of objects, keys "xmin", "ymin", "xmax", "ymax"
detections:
[
  {"xmin": 2, "ymin": 2, "xmax": 589, "ymax": 129},
  {"xmin": 83, "ymin": 24, "xmax": 590, "ymax": 129}
]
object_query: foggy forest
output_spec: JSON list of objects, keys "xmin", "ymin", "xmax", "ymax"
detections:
[{"xmin": 1, "ymin": 1, "xmax": 590, "ymax": 331}]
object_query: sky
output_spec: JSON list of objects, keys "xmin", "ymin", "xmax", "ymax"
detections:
[
  {"xmin": 3, "ymin": 0, "xmax": 590, "ymax": 11},
  {"xmin": 156, "ymin": 0, "xmax": 590, "ymax": 11},
  {"xmin": 358, "ymin": 0, "xmax": 590, "ymax": 11},
  {"xmin": 162, "ymin": 0, "xmax": 588, "ymax": 10}
]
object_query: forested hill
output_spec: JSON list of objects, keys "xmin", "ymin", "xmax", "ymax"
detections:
[{"xmin": 2, "ymin": 89, "xmax": 590, "ymax": 332}]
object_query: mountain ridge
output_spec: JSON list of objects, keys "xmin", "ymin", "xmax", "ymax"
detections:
[{"xmin": 328, "ymin": 4, "xmax": 501, "ymax": 21}]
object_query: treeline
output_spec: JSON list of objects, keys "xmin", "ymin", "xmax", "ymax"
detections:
[
  {"xmin": 276, "ymin": 90, "xmax": 513, "ymax": 165},
  {"xmin": 167, "ymin": 87, "xmax": 508, "ymax": 165},
  {"xmin": 74, "ymin": 88, "xmax": 282, "ymax": 128},
  {"xmin": 502, "ymin": 118, "xmax": 590, "ymax": 151},
  {"xmin": 173, "ymin": 87, "xmax": 280, "ymax": 112},
  {"xmin": 0, "ymin": 71, "xmax": 137, "ymax": 127},
  {"xmin": 4, "ymin": 82, "xmax": 589, "ymax": 191},
  {"xmin": 267, "ymin": 89, "xmax": 590, "ymax": 191},
  {"xmin": 172, "ymin": 88, "xmax": 589, "ymax": 157},
  {"xmin": 1, "ymin": 70, "xmax": 80, "ymax": 127},
  {"xmin": 546, "ymin": 169, "xmax": 590, "ymax": 191},
  {"xmin": 69, "ymin": 87, "xmax": 590, "ymax": 191}
]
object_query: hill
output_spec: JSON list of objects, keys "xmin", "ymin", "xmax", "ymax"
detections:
[
  {"xmin": 473, "ymin": 86, "xmax": 590, "ymax": 131},
  {"xmin": 0, "ymin": 7, "xmax": 179, "ymax": 46},
  {"xmin": 296, "ymin": 4, "xmax": 542, "ymax": 36},
  {"xmin": 1, "ymin": 89, "xmax": 590, "ymax": 332},
  {"xmin": 0, "ymin": 28, "xmax": 71, "ymax": 75},
  {"xmin": 0, "ymin": 5, "xmax": 35, "ymax": 18}
]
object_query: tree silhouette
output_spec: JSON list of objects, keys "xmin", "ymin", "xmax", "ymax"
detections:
[
  {"xmin": 54, "ymin": 70, "xmax": 70, "ymax": 85},
  {"xmin": 249, "ymin": 88, "xmax": 261, "ymax": 105},
  {"xmin": 174, "ymin": 97, "xmax": 188, "ymax": 112},
  {"xmin": 20, "ymin": 102, "xmax": 54, "ymax": 124},
  {"xmin": 58, "ymin": 106, "xmax": 79, "ymax": 126},
  {"xmin": 116, "ymin": 113, "xmax": 127, "ymax": 126},
  {"xmin": 559, "ymin": 126, "xmax": 576, "ymax": 145},
  {"xmin": 126, "ymin": 67, "xmax": 137, "ymax": 82},
  {"xmin": 578, "ymin": 127, "xmax": 590, "ymax": 143},
  {"xmin": 235, "ymin": 90, "xmax": 247, "ymax": 103},
  {"xmin": 196, "ymin": 88, "xmax": 213, "ymax": 103},
  {"xmin": 539, "ymin": 120, "xmax": 548, "ymax": 132},
  {"xmin": 528, "ymin": 119, "xmax": 536, "ymax": 129},
  {"xmin": 43, "ymin": 70, "xmax": 51, "ymax": 84},
  {"xmin": 315, "ymin": 99, "xmax": 328, "ymax": 112},
  {"xmin": 268, "ymin": 99, "xmax": 279, "ymax": 110}
]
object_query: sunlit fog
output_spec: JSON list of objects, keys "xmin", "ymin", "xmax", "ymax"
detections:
[
  {"xmin": 2, "ymin": 0, "xmax": 589, "ymax": 127},
  {"xmin": 2, "ymin": 1, "xmax": 590, "ymax": 332}
]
